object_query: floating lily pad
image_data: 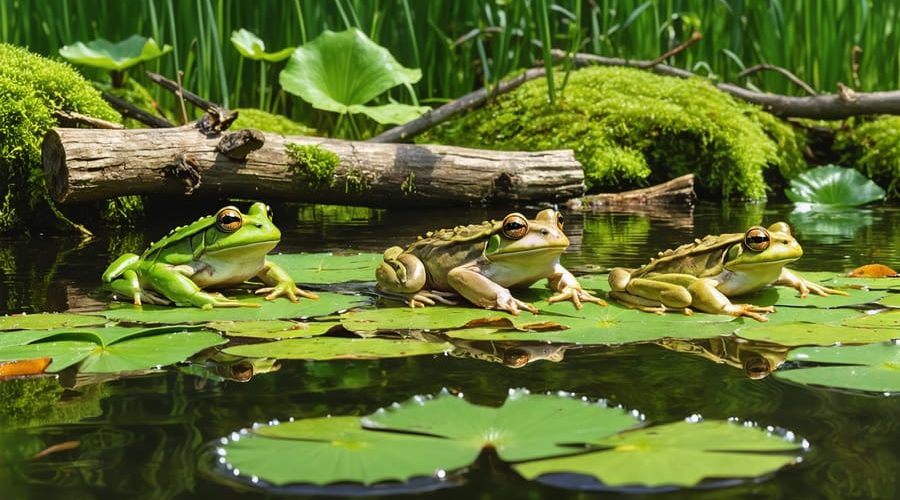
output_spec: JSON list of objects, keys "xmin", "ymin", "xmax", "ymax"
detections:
[
  {"xmin": 59, "ymin": 35, "xmax": 173, "ymax": 71},
  {"xmin": 734, "ymin": 307, "xmax": 860, "ymax": 326},
  {"xmin": 737, "ymin": 321, "xmax": 899, "ymax": 347},
  {"xmin": 223, "ymin": 337, "xmax": 453, "ymax": 360},
  {"xmin": 268, "ymin": 253, "xmax": 381, "ymax": 284},
  {"xmin": 101, "ymin": 292, "xmax": 368, "ymax": 324},
  {"xmin": 0, "ymin": 326, "xmax": 224, "ymax": 372},
  {"xmin": 842, "ymin": 310, "xmax": 900, "ymax": 329},
  {"xmin": 230, "ymin": 28, "xmax": 294, "ymax": 62},
  {"xmin": 812, "ymin": 274, "xmax": 900, "ymax": 291},
  {"xmin": 0, "ymin": 313, "xmax": 106, "ymax": 331},
  {"xmin": 738, "ymin": 285, "xmax": 883, "ymax": 309},
  {"xmin": 881, "ymin": 294, "xmax": 900, "ymax": 307},
  {"xmin": 776, "ymin": 342, "xmax": 900, "ymax": 393},
  {"xmin": 514, "ymin": 420, "xmax": 803, "ymax": 489},
  {"xmin": 785, "ymin": 165, "xmax": 886, "ymax": 207},
  {"xmin": 341, "ymin": 305, "xmax": 567, "ymax": 335},
  {"xmin": 206, "ymin": 320, "xmax": 337, "ymax": 339}
]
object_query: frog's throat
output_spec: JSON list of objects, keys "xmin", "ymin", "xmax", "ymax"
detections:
[
  {"xmin": 204, "ymin": 240, "xmax": 279, "ymax": 256},
  {"xmin": 725, "ymin": 256, "xmax": 799, "ymax": 270}
]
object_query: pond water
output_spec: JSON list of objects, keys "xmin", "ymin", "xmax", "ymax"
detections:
[{"xmin": 1, "ymin": 201, "xmax": 898, "ymax": 498}]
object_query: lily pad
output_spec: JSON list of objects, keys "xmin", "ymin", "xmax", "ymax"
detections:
[
  {"xmin": 206, "ymin": 320, "xmax": 337, "ymax": 339},
  {"xmin": 268, "ymin": 253, "xmax": 382, "ymax": 284},
  {"xmin": 100, "ymin": 292, "xmax": 368, "ymax": 324},
  {"xmin": 515, "ymin": 420, "xmax": 803, "ymax": 489},
  {"xmin": 59, "ymin": 35, "xmax": 173, "ymax": 71},
  {"xmin": 737, "ymin": 322, "xmax": 900, "ymax": 347},
  {"xmin": 776, "ymin": 342, "xmax": 900, "ymax": 393},
  {"xmin": 222, "ymin": 337, "xmax": 453, "ymax": 360},
  {"xmin": 0, "ymin": 313, "xmax": 106, "ymax": 331},
  {"xmin": 842, "ymin": 310, "xmax": 900, "ymax": 329},
  {"xmin": 881, "ymin": 294, "xmax": 900, "ymax": 307},
  {"xmin": 813, "ymin": 274, "xmax": 900, "ymax": 291},
  {"xmin": 785, "ymin": 165, "xmax": 886, "ymax": 207},
  {"xmin": 230, "ymin": 28, "xmax": 294, "ymax": 62},
  {"xmin": 279, "ymin": 28, "xmax": 429, "ymax": 124},
  {"xmin": 0, "ymin": 326, "xmax": 224, "ymax": 372},
  {"xmin": 341, "ymin": 305, "xmax": 568, "ymax": 335},
  {"xmin": 738, "ymin": 285, "xmax": 883, "ymax": 309}
]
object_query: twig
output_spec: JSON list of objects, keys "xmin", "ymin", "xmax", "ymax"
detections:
[
  {"xmin": 638, "ymin": 31, "xmax": 702, "ymax": 69},
  {"xmin": 737, "ymin": 63, "xmax": 817, "ymax": 96},
  {"xmin": 146, "ymin": 70, "xmax": 217, "ymax": 112},
  {"xmin": 176, "ymin": 70, "xmax": 189, "ymax": 125},
  {"xmin": 102, "ymin": 92, "xmax": 174, "ymax": 128},
  {"xmin": 53, "ymin": 110, "xmax": 124, "ymax": 129}
]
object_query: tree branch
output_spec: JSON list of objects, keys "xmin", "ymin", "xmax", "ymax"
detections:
[{"xmin": 737, "ymin": 63, "xmax": 817, "ymax": 96}]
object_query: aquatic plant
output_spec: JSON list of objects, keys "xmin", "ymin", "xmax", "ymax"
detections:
[
  {"xmin": 425, "ymin": 66, "xmax": 806, "ymax": 199},
  {"xmin": 59, "ymin": 35, "xmax": 172, "ymax": 86},
  {"xmin": 834, "ymin": 116, "xmax": 900, "ymax": 199},
  {"xmin": 230, "ymin": 29, "xmax": 294, "ymax": 111},
  {"xmin": 785, "ymin": 165, "xmax": 885, "ymax": 207}
]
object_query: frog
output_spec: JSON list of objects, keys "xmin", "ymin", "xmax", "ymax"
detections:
[
  {"xmin": 102, "ymin": 202, "xmax": 318, "ymax": 308},
  {"xmin": 608, "ymin": 222, "xmax": 847, "ymax": 322},
  {"xmin": 375, "ymin": 209, "xmax": 606, "ymax": 314}
]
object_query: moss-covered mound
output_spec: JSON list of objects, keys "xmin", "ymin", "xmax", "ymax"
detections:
[
  {"xmin": 835, "ymin": 116, "xmax": 900, "ymax": 199},
  {"xmin": 0, "ymin": 43, "xmax": 118, "ymax": 233},
  {"xmin": 424, "ymin": 66, "xmax": 806, "ymax": 199},
  {"xmin": 233, "ymin": 108, "xmax": 317, "ymax": 136}
]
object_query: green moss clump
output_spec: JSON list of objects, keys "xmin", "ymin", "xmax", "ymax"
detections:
[
  {"xmin": 234, "ymin": 108, "xmax": 317, "ymax": 136},
  {"xmin": 834, "ymin": 116, "xmax": 900, "ymax": 198},
  {"xmin": 0, "ymin": 43, "xmax": 119, "ymax": 233},
  {"xmin": 285, "ymin": 143, "xmax": 339, "ymax": 187},
  {"xmin": 424, "ymin": 66, "xmax": 806, "ymax": 199}
]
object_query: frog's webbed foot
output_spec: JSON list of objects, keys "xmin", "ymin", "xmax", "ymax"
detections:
[
  {"xmin": 547, "ymin": 286, "xmax": 608, "ymax": 309},
  {"xmin": 408, "ymin": 290, "xmax": 459, "ymax": 308},
  {"xmin": 800, "ymin": 281, "xmax": 849, "ymax": 298},
  {"xmin": 724, "ymin": 303, "xmax": 775, "ymax": 322},
  {"xmin": 255, "ymin": 283, "xmax": 319, "ymax": 302},
  {"xmin": 141, "ymin": 290, "xmax": 172, "ymax": 306},
  {"xmin": 490, "ymin": 289, "xmax": 538, "ymax": 316},
  {"xmin": 608, "ymin": 291, "xmax": 691, "ymax": 316}
]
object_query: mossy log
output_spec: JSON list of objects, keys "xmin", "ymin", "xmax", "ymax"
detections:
[{"xmin": 41, "ymin": 127, "xmax": 584, "ymax": 206}]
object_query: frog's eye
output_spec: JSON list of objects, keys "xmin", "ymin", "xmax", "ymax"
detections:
[
  {"xmin": 556, "ymin": 212, "xmax": 564, "ymax": 231},
  {"xmin": 266, "ymin": 205, "xmax": 274, "ymax": 220},
  {"xmin": 744, "ymin": 227, "xmax": 770, "ymax": 252},
  {"xmin": 216, "ymin": 207, "xmax": 243, "ymax": 232},
  {"xmin": 502, "ymin": 213, "xmax": 529, "ymax": 240}
]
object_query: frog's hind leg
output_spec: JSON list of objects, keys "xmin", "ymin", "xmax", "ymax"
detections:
[
  {"xmin": 608, "ymin": 291, "xmax": 692, "ymax": 316},
  {"xmin": 145, "ymin": 264, "xmax": 258, "ymax": 308},
  {"xmin": 107, "ymin": 269, "xmax": 144, "ymax": 305},
  {"xmin": 611, "ymin": 277, "xmax": 694, "ymax": 316},
  {"xmin": 688, "ymin": 278, "xmax": 774, "ymax": 322}
]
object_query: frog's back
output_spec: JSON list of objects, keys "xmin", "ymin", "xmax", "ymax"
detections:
[
  {"xmin": 636, "ymin": 233, "xmax": 741, "ymax": 277},
  {"xmin": 404, "ymin": 220, "xmax": 500, "ymax": 286},
  {"xmin": 141, "ymin": 215, "xmax": 214, "ymax": 260}
]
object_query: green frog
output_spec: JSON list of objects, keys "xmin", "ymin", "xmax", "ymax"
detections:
[
  {"xmin": 102, "ymin": 202, "xmax": 318, "ymax": 308},
  {"xmin": 608, "ymin": 222, "xmax": 847, "ymax": 321},
  {"xmin": 376, "ymin": 209, "xmax": 606, "ymax": 314}
]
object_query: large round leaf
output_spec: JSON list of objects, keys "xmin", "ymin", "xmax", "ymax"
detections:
[
  {"xmin": 268, "ymin": 253, "xmax": 381, "ymax": 284},
  {"xmin": 776, "ymin": 342, "xmax": 900, "ymax": 393},
  {"xmin": 222, "ymin": 337, "xmax": 452, "ymax": 360},
  {"xmin": 230, "ymin": 28, "xmax": 294, "ymax": 62},
  {"xmin": 59, "ymin": 35, "xmax": 173, "ymax": 71},
  {"xmin": 0, "ymin": 313, "xmax": 106, "ymax": 331},
  {"xmin": 278, "ymin": 28, "xmax": 428, "ymax": 124},
  {"xmin": 515, "ymin": 420, "xmax": 803, "ymax": 488},
  {"xmin": 100, "ymin": 292, "xmax": 367, "ymax": 324},
  {"xmin": 737, "ymin": 322, "xmax": 900, "ymax": 347},
  {"xmin": 785, "ymin": 165, "xmax": 886, "ymax": 206},
  {"xmin": 362, "ymin": 389, "xmax": 641, "ymax": 462}
]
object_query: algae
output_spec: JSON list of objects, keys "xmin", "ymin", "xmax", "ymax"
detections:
[
  {"xmin": 424, "ymin": 66, "xmax": 806, "ymax": 200},
  {"xmin": 834, "ymin": 116, "xmax": 900, "ymax": 199}
]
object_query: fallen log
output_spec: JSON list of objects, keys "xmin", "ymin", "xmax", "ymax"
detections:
[
  {"xmin": 566, "ymin": 174, "xmax": 696, "ymax": 209},
  {"xmin": 42, "ymin": 127, "xmax": 584, "ymax": 206}
]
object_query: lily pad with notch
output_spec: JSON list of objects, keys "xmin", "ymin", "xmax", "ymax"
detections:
[
  {"xmin": 222, "ymin": 336, "xmax": 453, "ymax": 360},
  {"xmin": 775, "ymin": 342, "xmax": 900, "ymax": 393},
  {"xmin": 268, "ymin": 252, "xmax": 382, "ymax": 284}
]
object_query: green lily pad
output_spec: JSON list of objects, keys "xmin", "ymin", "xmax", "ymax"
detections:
[
  {"xmin": 738, "ymin": 285, "xmax": 883, "ymax": 309},
  {"xmin": 514, "ymin": 420, "xmax": 803, "ymax": 488},
  {"xmin": 278, "ymin": 28, "xmax": 429, "ymax": 124},
  {"xmin": 59, "ymin": 35, "xmax": 173, "ymax": 71},
  {"xmin": 268, "ymin": 253, "xmax": 381, "ymax": 284},
  {"xmin": 734, "ymin": 307, "xmax": 860, "ymax": 326},
  {"xmin": 230, "ymin": 28, "xmax": 294, "ymax": 62},
  {"xmin": 222, "ymin": 337, "xmax": 452, "ymax": 360},
  {"xmin": 812, "ymin": 274, "xmax": 899, "ymax": 291},
  {"xmin": 0, "ymin": 313, "xmax": 106, "ymax": 331},
  {"xmin": 362, "ymin": 389, "xmax": 641, "ymax": 462},
  {"xmin": 785, "ymin": 165, "xmax": 886, "ymax": 207},
  {"xmin": 206, "ymin": 320, "xmax": 337, "ymax": 339},
  {"xmin": 220, "ymin": 416, "xmax": 474, "ymax": 486},
  {"xmin": 842, "ymin": 310, "xmax": 900, "ymax": 329},
  {"xmin": 776, "ymin": 342, "xmax": 900, "ymax": 393},
  {"xmin": 341, "ymin": 305, "xmax": 568, "ymax": 335},
  {"xmin": 0, "ymin": 326, "xmax": 224, "ymax": 372},
  {"xmin": 881, "ymin": 294, "xmax": 900, "ymax": 307},
  {"xmin": 737, "ymin": 322, "xmax": 899, "ymax": 347},
  {"xmin": 100, "ymin": 292, "xmax": 368, "ymax": 324}
]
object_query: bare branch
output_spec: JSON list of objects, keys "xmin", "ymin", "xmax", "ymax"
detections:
[{"xmin": 737, "ymin": 63, "xmax": 817, "ymax": 96}]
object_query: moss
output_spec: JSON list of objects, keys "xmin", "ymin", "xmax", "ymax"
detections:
[
  {"xmin": 234, "ymin": 108, "xmax": 317, "ymax": 136},
  {"xmin": 0, "ymin": 43, "xmax": 119, "ymax": 233},
  {"xmin": 424, "ymin": 66, "xmax": 806, "ymax": 200},
  {"xmin": 834, "ymin": 116, "xmax": 900, "ymax": 198},
  {"xmin": 285, "ymin": 143, "xmax": 339, "ymax": 187}
]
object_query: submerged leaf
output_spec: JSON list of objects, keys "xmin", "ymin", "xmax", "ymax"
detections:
[
  {"xmin": 59, "ymin": 35, "xmax": 173, "ymax": 71},
  {"xmin": 777, "ymin": 342, "xmax": 900, "ymax": 393},
  {"xmin": 785, "ymin": 165, "xmax": 885, "ymax": 206},
  {"xmin": 222, "ymin": 337, "xmax": 452, "ymax": 360}
]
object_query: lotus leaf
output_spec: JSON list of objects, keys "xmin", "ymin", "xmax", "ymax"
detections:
[
  {"xmin": 737, "ymin": 322, "xmax": 899, "ymax": 347},
  {"xmin": 278, "ymin": 28, "xmax": 429, "ymax": 124},
  {"xmin": 777, "ymin": 342, "xmax": 900, "ymax": 392},
  {"xmin": 59, "ymin": 35, "xmax": 173, "ymax": 71},
  {"xmin": 268, "ymin": 253, "xmax": 382, "ymax": 284},
  {"xmin": 230, "ymin": 28, "xmax": 294, "ymax": 62},
  {"xmin": 222, "ymin": 337, "xmax": 452, "ymax": 360},
  {"xmin": 206, "ymin": 320, "xmax": 337, "ymax": 339},
  {"xmin": 785, "ymin": 165, "xmax": 886, "ymax": 206},
  {"xmin": 515, "ymin": 420, "xmax": 803, "ymax": 488},
  {"xmin": 100, "ymin": 292, "xmax": 367, "ymax": 324},
  {"xmin": 0, "ymin": 313, "xmax": 106, "ymax": 331}
]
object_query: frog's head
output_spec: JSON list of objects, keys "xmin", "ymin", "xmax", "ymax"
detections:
[
  {"xmin": 484, "ymin": 209, "xmax": 569, "ymax": 262},
  {"xmin": 203, "ymin": 202, "xmax": 281, "ymax": 259},
  {"xmin": 724, "ymin": 222, "xmax": 802, "ymax": 272}
]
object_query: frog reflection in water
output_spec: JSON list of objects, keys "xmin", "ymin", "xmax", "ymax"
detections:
[
  {"xmin": 102, "ymin": 203, "xmax": 318, "ymax": 308},
  {"xmin": 608, "ymin": 222, "xmax": 847, "ymax": 321},
  {"xmin": 376, "ymin": 209, "xmax": 606, "ymax": 314},
  {"xmin": 657, "ymin": 337, "xmax": 790, "ymax": 380}
]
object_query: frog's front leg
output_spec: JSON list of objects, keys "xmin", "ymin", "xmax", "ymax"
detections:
[
  {"xmin": 775, "ymin": 269, "xmax": 848, "ymax": 298},
  {"xmin": 688, "ymin": 278, "xmax": 774, "ymax": 322},
  {"xmin": 107, "ymin": 269, "xmax": 143, "ymax": 305},
  {"xmin": 145, "ymin": 264, "xmax": 258, "ymax": 309},
  {"xmin": 447, "ymin": 264, "xmax": 537, "ymax": 315},
  {"xmin": 546, "ymin": 264, "xmax": 607, "ymax": 309},
  {"xmin": 254, "ymin": 260, "xmax": 319, "ymax": 302}
]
